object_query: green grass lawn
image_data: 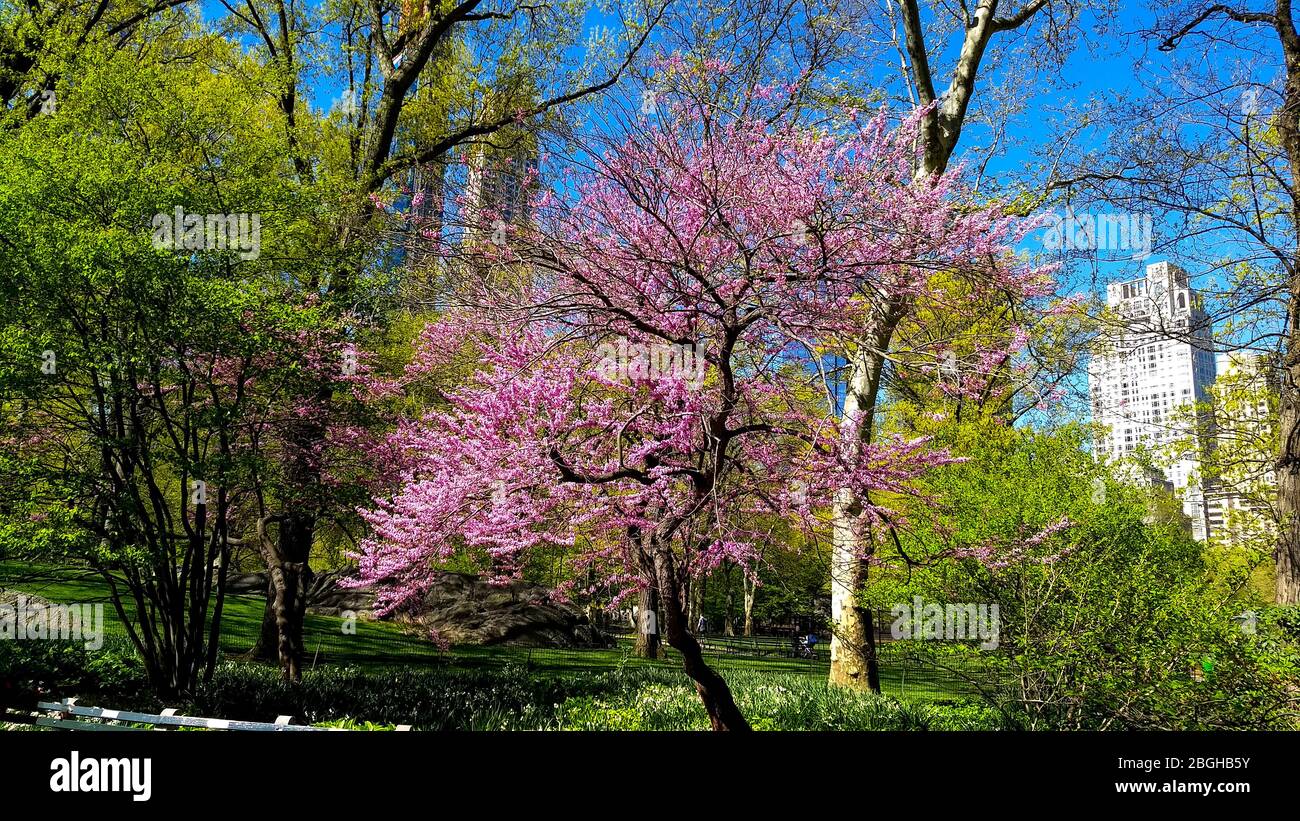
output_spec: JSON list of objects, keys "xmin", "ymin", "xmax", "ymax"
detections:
[
  {"xmin": 0, "ymin": 560, "xmax": 443, "ymax": 668},
  {"xmin": 0, "ymin": 561, "xmax": 988, "ymax": 701}
]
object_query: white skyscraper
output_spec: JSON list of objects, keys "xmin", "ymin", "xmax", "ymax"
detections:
[{"xmin": 1088, "ymin": 261, "xmax": 1218, "ymax": 540}]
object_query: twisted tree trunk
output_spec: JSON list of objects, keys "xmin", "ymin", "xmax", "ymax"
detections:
[
  {"xmin": 652, "ymin": 546, "xmax": 749, "ymax": 731},
  {"xmin": 269, "ymin": 513, "xmax": 314, "ymax": 681}
]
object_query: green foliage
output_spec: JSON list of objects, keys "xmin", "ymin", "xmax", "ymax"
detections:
[
  {"xmin": 556, "ymin": 694, "xmax": 648, "ymax": 730},
  {"xmin": 312, "ymin": 717, "xmax": 402, "ymax": 731},
  {"xmin": 553, "ymin": 672, "xmax": 1010, "ymax": 731},
  {"xmin": 872, "ymin": 419, "xmax": 1300, "ymax": 729},
  {"xmin": 0, "ymin": 26, "xmax": 388, "ymax": 691},
  {"xmin": 0, "ymin": 635, "xmax": 1006, "ymax": 730},
  {"xmin": 0, "ymin": 635, "xmax": 147, "ymax": 709},
  {"xmin": 1162, "ymin": 351, "xmax": 1278, "ymax": 597},
  {"xmin": 187, "ymin": 663, "xmax": 693, "ymax": 730}
]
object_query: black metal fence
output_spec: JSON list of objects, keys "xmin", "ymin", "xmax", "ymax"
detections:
[{"xmin": 296, "ymin": 621, "xmax": 1006, "ymax": 703}]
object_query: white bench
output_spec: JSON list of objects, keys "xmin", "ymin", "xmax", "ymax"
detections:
[{"xmin": 9, "ymin": 698, "xmax": 411, "ymax": 731}]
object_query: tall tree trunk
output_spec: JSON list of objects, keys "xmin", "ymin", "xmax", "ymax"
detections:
[
  {"xmin": 253, "ymin": 511, "xmax": 314, "ymax": 680},
  {"xmin": 742, "ymin": 574, "xmax": 755, "ymax": 637},
  {"xmin": 693, "ymin": 574, "xmax": 705, "ymax": 632},
  {"xmin": 633, "ymin": 586, "xmax": 661, "ymax": 658},
  {"xmin": 651, "ymin": 547, "xmax": 750, "ymax": 731},
  {"xmin": 683, "ymin": 575, "xmax": 694, "ymax": 628},
  {"xmin": 825, "ymin": 9, "xmax": 951, "ymax": 685},
  {"xmin": 1277, "ymin": 328, "xmax": 1300, "ymax": 603},
  {"xmin": 585, "ymin": 566, "xmax": 602, "ymax": 627},
  {"xmin": 827, "ymin": 0, "xmax": 1050, "ymax": 690},
  {"xmin": 1275, "ymin": 25, "xmax": 1300, "ymax": 606},
  {"xmin": 202, "ymin": 490, "xmax": 232, "ymax": 683},
  {"xmin": 829, "ymin": 310, "xmax": 901, "ymax": 692},
  {"xmin": 828, "ymin": 517, "xmax": 883, "ymax": 691},
  {"xmin": 251, "ymin": 578, "xmax": 279, "ymax": 661},
  {"xmin": 268, "ymin": 400, "xmax": 326, "ymax": 681},
  {"xmin": 829, "ymin": 495, "xmax": 874, "ymax": 688},
  {"xmin": 271, "ymin": 512, "xmax": 313, "ymax": 681},
  {"xmin": 723, "ymin": 563, "xmax": 736, "ymax": 636},
  {"xmin": 1277, "ymin": 259, "xmax": 1300, "ymax": 602}
]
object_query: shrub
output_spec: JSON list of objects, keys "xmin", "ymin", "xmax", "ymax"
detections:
[
  {"xmin": 872, "ymin": 422, "xmax": 1300, "ymax": 730},
  {"xmin": 0, "ymin": 638, "xmax": 1018, "ymax": 730},
  {"xmin": 0, "ymin": 635, "xmax": 148, "ymax": 709},
  {"xmin": 553, "ymin": 671, "xmax": 1011, "ymax": 731},
  {"xmin": 190, "ymin": 662, "xmax": 686, "ymax": 729},
  {"xmin": 313, "ymin": 717, "xmax": 401, "ymax": 731}
]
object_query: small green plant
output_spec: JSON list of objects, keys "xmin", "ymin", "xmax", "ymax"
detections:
[{"xmin": 314, "ymin": 717, "xmax": 400, "ymax": 731}]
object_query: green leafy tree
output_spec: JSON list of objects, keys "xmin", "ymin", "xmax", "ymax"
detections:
[
  {"xmin": 0, "ymin": 26, "xmax": 342, "ymax": 695},
  {"xmin": 868, "ymin": 420, "xmax": 1300, "ymax": 729}
]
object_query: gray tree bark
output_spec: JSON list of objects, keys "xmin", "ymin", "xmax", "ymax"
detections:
[{"xmin": 829, "ymin": 0, "xmax": 1055, "ymax": 689}]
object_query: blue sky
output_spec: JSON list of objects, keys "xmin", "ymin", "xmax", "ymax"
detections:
[{"xmin": 195, "ymin": 1, "xmax": 1280, "ymax": 332}]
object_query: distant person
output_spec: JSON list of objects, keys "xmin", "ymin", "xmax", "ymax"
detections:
[
  {"xmin": 805, "ymin": 631, "xmax": 818, "ymax": 656},
  {"xmin": 793, "ymin": 630, "xmax": 812, "ymax": 658},
  {"xmin": 696, "ymin": 615, "xmax": 707, "ymax": 634}
]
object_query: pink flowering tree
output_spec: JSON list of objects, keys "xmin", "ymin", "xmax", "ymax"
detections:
[
  {"xmin": 350, "ymin": 97, "xmax": 1055, "ymax": 730},
  {"xmin": 224, "ymin": 300, "xmax": 396, "ymax": 679}
]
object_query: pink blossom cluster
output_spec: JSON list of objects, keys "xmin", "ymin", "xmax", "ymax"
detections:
[{"xmin": 349, "ymin": 102, "xmax": 1059, "ymax": 614}]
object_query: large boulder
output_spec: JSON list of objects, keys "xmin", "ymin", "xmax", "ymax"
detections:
[
  {"xmin": 224, "ymin": 570, "xmax": 611, "ymax": 647},
  {"xmin": 222, "ymin": 573, "xmax": 268, "ymax": 595},
  {"xmin": 393, "ymin": 573, "xmax": 612, "ymax": 648},
  {"xmin": 222, "ymin": 569, "xmax": 375, "ymax": 615}
]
